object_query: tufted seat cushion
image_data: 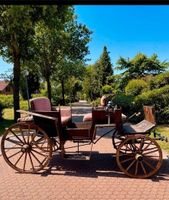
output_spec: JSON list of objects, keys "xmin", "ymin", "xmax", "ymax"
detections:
[
  {"xmin": 83, "ymin": 111, "xmax": 127, "ymax": 123},
  {"xmin": 83, "ymin": 113, "xmax": 92, "ymax": 122},
  {"xmin": 30, "ymin": 97, "xmax": 52, "ymax": 111},
  {"xmin": 61, "ymin": 116, "xmax": 72, "ymax": 127},
  {"xmin": 29, "ymin": 97, "xmax": 72, "ymax": 127}
]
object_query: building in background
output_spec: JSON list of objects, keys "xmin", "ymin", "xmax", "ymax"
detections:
[{"xmin": 0, "ymin": 80, "xmax": 13, "ymax": 94}]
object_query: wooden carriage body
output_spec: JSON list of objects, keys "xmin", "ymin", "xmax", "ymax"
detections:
[{"xmin": 0, "ymin": 104, "xmax": 163, "ymax": 178}]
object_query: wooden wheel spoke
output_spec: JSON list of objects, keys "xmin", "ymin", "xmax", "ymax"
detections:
[
  {"xmin": 30, "ymin": 151, "xmax": 48, "ymax": 166},
  {"xmin": 133, "ymin": 143, "xmax": 139, "ymax": 151},
  {"xmin": 142, "ymin": 159, "xmax": 155, "ymax": 170},
  {"xmin": 120, "ymin": 157, "xmax": 135, "ymax": 164},
  {"xmin": 143, "ymin": 146, "xmax": 158, "ymax": 152},
  {"xmin": 5, "ymin": 138, "xmax": 23, "ymax": 146},
  {"xmin": 32, "ymin": 136, "xmax": 45, "ymax": 145},
  {"xmin": 142, "ymin": 141, "xmax": 153, "ymax": 151},
  {"xmin": 9, "ymin": 129, "xmax": 24, "ymax": 144},
  {"xmin": 143, "ymin": 149, "xmax": 159, "ymax": 156},
  {"xmin": 139, "ymin": 138, "xmax": 144, "ymax": 151},
  {"xmin": 19, "ymin": 127, "xmax": 27, "ymax": 144},
  {"xmin": 145, "ymin": 155, "xmax": 159, "ymax": 159},
  {"xmin": 27, "ymin": 125, "xmax": 31, "ymax": 143},
  {"xmin": 140, "ymin": 161, "xmax": 147, "ymax": 175},
  {"xmin": 28, "ymin": 152, "xmax": 35, "ymax": 171},
  {"xmin": 31, "ymin": 149, "xmax": 46, "ymax": 157},
  {"xmin": 30, "ymin": 151, "xmax": 42, "ymax": 165},
  {"xmin": 126, "ymin": 160, "xmax": 136, "ymax": 171},
  {"xmin": 124, "ymin": 143, "xmax": 131, "ymax": 151},
  {"xmin": 40, "ymin": 140, "xmax": 47, "ymax": 148},
  {"xmin": 119, "ymin": 152, "xmax": 134, "ymax": 157},
  {"xmin": 8, "ymin": 150, "xmax": 22, "ymax": 159},
  {"xmin": 23, "ymin": 152, "xmax": 28, "ymax": 171},
  {"xmin": 130, "ymin": 143, "xmax": 138, "ymax": 151},
  {"xmin": 119, "ymin": 148, "xmax": 132, "ymax": 153},
  {"xmin": 40, "ymin": 156, "xmax": 48, "ymax": 166},
  {"xmin": 5, "ymin": 147, "xmax": 22, "ymax": 150},
  {"xmin": 14, "ymin": 152, "xmax": 24, "ymax": 166},
  {"xmin": 135, "ymin": 161, "xmax": 139, "ymax": 175}
]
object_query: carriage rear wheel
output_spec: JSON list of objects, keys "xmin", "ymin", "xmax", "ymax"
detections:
[
  {"xmin": 116, "ymin": 135, "xmax": 162, "ymax": 178},
  {"xmin": 1, "ymin": 122, "xmax": 52, "ymax": 173}
]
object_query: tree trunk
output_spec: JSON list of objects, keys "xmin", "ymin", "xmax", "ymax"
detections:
[
  {"xmin": 46, "ymin": 75, "xmax": 51, "ymax": 102},
  {"xmin": 11, "ymin": 33, "xmax": 20, "ymax": 122},
  {"xmin": 61, "ymin": 79, "xmax": 65, "ymax": 105}
]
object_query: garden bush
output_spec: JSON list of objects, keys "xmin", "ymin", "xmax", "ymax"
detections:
[
  {"xmin": 102, "ymin": 85, "xmax": 113, "ymax": 94},
  {"xmin": 0, "ymin": 94, "xmax": 13, "ymax": 108},
  {"xmin": 20, "ymin": 100, "xmax": 29, "ymax": 110},
  {"xmin": 125, "ymin": 79, "xmax": 148, "ymax": 96},
  {"xmin": 112, "ymin": 93, "xmax": 134, "ymax": 115},
  {"xmin": 149, "ymin": 71, "xmax": 169, "ymax": 90},
  {"xmin": 134, "ymin": 85, "xmax": 169, "ymax": 123}
]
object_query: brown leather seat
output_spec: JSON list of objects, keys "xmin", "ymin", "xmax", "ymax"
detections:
[{"xmin": 30, "ymin": 97, "xmax": 72, "ymax": 127}]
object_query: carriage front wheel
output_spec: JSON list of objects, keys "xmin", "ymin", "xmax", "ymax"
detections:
[
  {"xmin": 116, "ymin": 135, "xmax": 162, "ymax": 178},
  {"xmin": 1, "ymin": 122, "xmax": 52, "ymax": 173}
]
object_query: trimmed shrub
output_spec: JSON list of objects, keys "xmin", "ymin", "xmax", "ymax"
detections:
[
  {"xmin": 125, "ymin": 79, "xmax": 148, "ymax": 96},
  {"xmin": 112, "ymin": 94, "xmax": 134, "ymax": 115},
  {"xmin": 0, "ymin": 94, "xmax": 13, "ymax": 108},
  {"xmin": 102, "ymin": 85, "xmax": 113, "ymax": 94},
  {"xmin": 135, "ymin": 85, "xmax": 169, "ymax": 123}
]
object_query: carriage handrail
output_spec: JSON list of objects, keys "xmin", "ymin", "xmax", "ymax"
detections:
[{"xmin": 17, "ymin": 109, "xmax": 58, "ymax": 121}]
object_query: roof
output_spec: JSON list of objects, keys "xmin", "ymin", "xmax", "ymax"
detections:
[{"xmin": 0, "ymin": 81, "xmax": 10, "ymax": 91}]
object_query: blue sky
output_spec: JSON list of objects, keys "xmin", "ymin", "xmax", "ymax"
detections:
[
  {"xmin": 1, "ymin": 5, "xmax": 169, "ymax": 75},
  {"xmin": 75, "ymin": 5, "xmax": 169, "ymax": 73}
]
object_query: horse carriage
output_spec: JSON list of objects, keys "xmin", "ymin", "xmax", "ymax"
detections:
[{"xmin": 1, "ymin": 97, "xmax": 163, "ymax": 178}]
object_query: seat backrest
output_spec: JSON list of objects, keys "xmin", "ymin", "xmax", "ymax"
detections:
[
  {"xmin": 30, "ymin": 97, "xmax": 52, "ymax": 111},
  {"xmin": 92, "ymin": 108, "xmax": 110, "ymax": 124},
  {"xmin": 92, "ymin": 107, "xmax": 122, "ymax": 125},
  {"xmin": 143, "ymin": 105, "xmax": 156, "ymax": 125}
]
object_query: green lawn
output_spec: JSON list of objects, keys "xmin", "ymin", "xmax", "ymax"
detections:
[
  {"xmin": 155, "ymin": 125, "xmax": 169, "ymax": 153},
  {"xmin": 0, "ymin": 108, "xmax": 14, "ymax": 136},
  {"xmin": 0, "ymin": 108, "xmax": 169, "ymax": 154}
]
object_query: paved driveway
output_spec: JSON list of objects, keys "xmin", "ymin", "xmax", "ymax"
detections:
[
  {"xmin": 1, "ymin": 134, "xmax": 169, "ymax": 200},
  {"xmin": 1, "ymin": 104, "xmax": 169, "ymax": 200}
]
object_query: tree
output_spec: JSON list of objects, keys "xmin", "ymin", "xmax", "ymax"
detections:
[
  {"xmin": 96, "ymin": 46, "xmax": 113, "ymax": 86},
  {"xmin": 33, "ymin": 6, "xmax": 75, "ymax": 101},
  {"xmin": 33, "ymin": 7, "xmax": 91, "ymax": 103},
  {"xmin": 116, "ymin": 53, "xmax": 169, "ymax": 90},
  {"xmin": 53, "ymin": 60, "xmax": 86, "ymax": 105},
  {"xmin": 87, "ymin": 46, "xmax": 113, "ymax": 98},
  {"xmin": 82, "ymin": 65, "xmax": 100, "ymax": 100},
  {"xmin": 0, "ymin": 6, "xmax": 43, "ymax": 121}
]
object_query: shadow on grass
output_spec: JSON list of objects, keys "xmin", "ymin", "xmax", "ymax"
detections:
[{"xmin": 0, "ymin": 119, "xmax": 14, "ymax": 136}]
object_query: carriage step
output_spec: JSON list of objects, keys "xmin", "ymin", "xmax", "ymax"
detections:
[
  {"xmin": 63, "ymin": 153, "xmax": 90, "ymax": 160},
  {"xmin": 73, "ymin": 139, "xmax": 91, "ymax": 143}
]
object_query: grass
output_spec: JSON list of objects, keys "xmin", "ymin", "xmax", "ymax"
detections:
[
  {"xmin": 155, "ymin": 125, "xmax": 169, "ymax": 154},
  {"xmin": 0, "ymin": 108, "xmax": 14, "ymax": 136},
  {"xmin": 0, "ymin": 108, "xmax": 169, "ymax": 154}
]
